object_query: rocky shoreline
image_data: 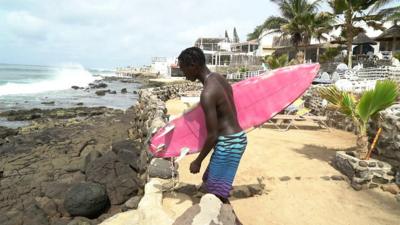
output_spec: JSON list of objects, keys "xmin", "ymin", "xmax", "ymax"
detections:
[{"xmin": 0, "ymin": 80, "xmax": 201, "ymax": 225}]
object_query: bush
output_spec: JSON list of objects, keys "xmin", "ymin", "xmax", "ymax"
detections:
[
  {"xmin": 319, "ymin": 47, "xmax": 340, "ymax": 63},
  {"xmin": 394, "ymin": 52, "xmax": 400, "ymax": 61},
  {"xmin": 265, "ymin": 54, "xmax": 288, "ymax": 69},
  {"xmin": 239, "ymin": 67, "xmax": 249, "ymax": 73}
]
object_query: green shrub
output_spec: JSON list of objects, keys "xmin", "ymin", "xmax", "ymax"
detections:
[
  {"xmin": 265, "ymin": 54, "xmax": 288, "ymax": 69},
  {"xmin": 394, "ymin": 52, "xmax": 400, "ymax": 61},
  {"xmin": 319, "ymin": 47, "xmax": 340, "ymax": 63}
]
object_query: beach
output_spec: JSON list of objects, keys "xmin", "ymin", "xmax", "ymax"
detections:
[
  {"xmin": 163, "ymin": 98, "xmax": 400, "ymax": 225},
  {"xmin": 1, "ymin": 78, "xmax": 399, "ymax": 225}
]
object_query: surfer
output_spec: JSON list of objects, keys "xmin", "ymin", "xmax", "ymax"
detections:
[{"xmin": 178, "ymin": 47, "xmax": 247, "ymax": 224}]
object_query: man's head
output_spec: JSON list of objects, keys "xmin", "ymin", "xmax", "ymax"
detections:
[{"xmin": 178, "ymin": 47, "xmax": 206, "ymax": 81}]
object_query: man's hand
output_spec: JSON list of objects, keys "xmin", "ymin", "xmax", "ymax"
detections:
[{"xmin": 190, "ymin": 159, "xmax": 201, "ymax": 174}]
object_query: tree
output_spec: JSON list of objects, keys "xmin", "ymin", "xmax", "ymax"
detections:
[
  {"xmin": 318, "ymin": 80, "xmax": 399, "ymax": 159},
  {"xmin": 233, "ymin": 27, "xmax": 240, "ymax": 43},
  {"xmin": 225, "ymin": 30, "xmax": 230, "ymax": 42},
  {"xmin": 248, "ymin": 0, "xmax": 333, "ymax": 56},
  {"xmin": 328, "ymin": 0, "xmax": 386, "ymax": 68}
]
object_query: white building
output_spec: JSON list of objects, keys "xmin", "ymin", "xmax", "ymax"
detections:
[{"xmin": 150, "ymin": 57, "xmax": 182, "ymax": 77}]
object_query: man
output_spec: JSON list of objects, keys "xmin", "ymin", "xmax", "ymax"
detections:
[{"xmin": 178, "ymin": 47, "xmax": 247, "ymax": 224}]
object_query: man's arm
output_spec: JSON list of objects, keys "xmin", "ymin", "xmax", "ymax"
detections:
[{"xmin": 190, "ymin": 89, "xmax": 218, "ymax": 173}]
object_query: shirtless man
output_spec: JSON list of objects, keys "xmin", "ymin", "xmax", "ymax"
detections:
[{"xmin": 178, "ymin": 47, "xmax": 247, "ymax": 224}]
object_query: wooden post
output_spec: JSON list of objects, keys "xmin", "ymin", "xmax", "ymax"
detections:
[{"xmin": 365, "ymin": 128, "xmax": 382, "ymax": 160}]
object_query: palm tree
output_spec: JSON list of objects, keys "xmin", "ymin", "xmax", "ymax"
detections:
[
  {"xmin": 328, "ymin": 0, "xmax": 388, "ymax": 68},
  {"xmin": 248, "ymin": 0, "xmax": 333, "ymax": 59},
  {"xmin": 318, "ymin": 80, "xmax": 399, "ymax": 159}
]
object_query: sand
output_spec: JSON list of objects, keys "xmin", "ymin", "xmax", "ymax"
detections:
[{"xmin": 162, "ymin": 98, "xmax": 400, "ymax": 225}]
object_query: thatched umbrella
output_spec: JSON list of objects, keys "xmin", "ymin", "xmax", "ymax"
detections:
[
  {"xmin": 375, "ymin": 24, "xmax": 400, "ymax": 52},
  {"xmin": 353, "ymin": 33, "xmax": 376, "ymax": 55}
]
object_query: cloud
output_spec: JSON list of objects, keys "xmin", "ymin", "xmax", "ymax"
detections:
[
  {"xmin": 0, "ymin": 0, "xmax": 276, "ymax": 68},
  {"xmin": 5, "ymin": 11, "xmax": 48, "ymax": 40}
]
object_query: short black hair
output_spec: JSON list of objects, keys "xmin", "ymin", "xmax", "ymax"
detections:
[{"xmin": 178, "ymin": 47, "xmax": 206, "ymax": 67}]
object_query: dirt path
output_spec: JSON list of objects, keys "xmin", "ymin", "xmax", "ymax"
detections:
[{"xmin": 163, "ymin": 99, "xmax": 400, "ymax": 225}]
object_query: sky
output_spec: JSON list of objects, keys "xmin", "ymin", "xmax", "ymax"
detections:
[{"xmin": 0, "ymin": 0, "xmax": 279, "ymax": 69}]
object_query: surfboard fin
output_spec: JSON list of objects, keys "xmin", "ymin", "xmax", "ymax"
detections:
[
  {"xmin": 154, "ymin": 144, "xmax": 166, "ymax": 153},
  {"xmin": 158, "ymin": 124, "xmax": 175, "ymax": 137},
  {"xmin": 175, "ymin": 147, "xmax": 190, "ymax": 163}
]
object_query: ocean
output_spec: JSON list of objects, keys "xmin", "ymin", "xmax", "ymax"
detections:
[{"xmin": 0, "ymin": 63, "xmax": 140, "ymax": 127}]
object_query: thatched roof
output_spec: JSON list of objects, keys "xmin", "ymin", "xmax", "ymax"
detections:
[
  {"xmin": 375, "ymin": 24, "xmax": 400, "ymax": 41},
  {"xmin": 353, "ymin": 33, "xmax": 376, "ymax": 45}
]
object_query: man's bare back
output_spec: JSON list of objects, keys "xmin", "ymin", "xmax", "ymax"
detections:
[{"xmin": 202, "ymin": 73, "xmax": 242, "ymax": 136}]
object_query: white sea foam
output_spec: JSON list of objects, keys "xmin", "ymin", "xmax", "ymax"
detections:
[{"xmin": 0, "ymin": 65, "xmax": 97, "ymax": 96}]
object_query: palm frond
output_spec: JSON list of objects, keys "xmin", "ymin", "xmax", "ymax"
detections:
[
  {"xmin": 340, "ymin": 92, "xmax": 357, "ymax": 117},
  {"xmin": 377, "ymin": 6, "xmax": 400, "ymax": 21},
  {"xmin": 318, "ymin": 86, "xmax": 343, "ymax": 106},
  {"xmin": 356, "ymin": 80, "xmax": 399, "ymax": 123},
  {"xmin": 370, "ymin": 0, "xmax": 396, "ymax": 13},
  {"xmin": 264, "ymin": 16, "xmax": 288, "ymax": 30},
  {"xmin": 318, "ymin": 86, "xmax": 357, "ymax": 117}
]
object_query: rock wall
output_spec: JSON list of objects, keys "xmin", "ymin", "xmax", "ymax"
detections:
[
  {"xmin": 304, "ymin": 86, "xmax": 400, "ymax": 168},
  {"xmin": 131, "ymin": 82, "xmax": 202, "ymax": 143}
]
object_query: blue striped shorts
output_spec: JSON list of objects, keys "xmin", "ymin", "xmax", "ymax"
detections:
[{"xmin": 202, "ymin": 131, "xmax": 247, "ymax": 199}]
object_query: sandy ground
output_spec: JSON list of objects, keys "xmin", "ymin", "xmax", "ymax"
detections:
[{"xmin": 162, "ymin": 98, "xmax": 400, "ymax": 225}]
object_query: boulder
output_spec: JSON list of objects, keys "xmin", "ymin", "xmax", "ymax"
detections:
[
  {"xmin": 23, "ymin": 203, "xmax": 50, "ymax": 225},
  {"xmin": 41, "ymin": 101, "xmax": 55, "ymax": 105},
  {"xmin": 82, "ymin": 150, "xmax": 102, "ymax": 172},
  {"xmin": 99, "ymin": 178, "xmax": 174, "ymax": 225},
  {"xmin": 381, "ymin": 184, "xmax": 400, "ymax": 195},
  {"xmin": 90, "ymin": 83, "xmax": 108, "ymax": 89},
  {"xmin": 173, "ymin": 194, "xmax": 236, "ymax": 225},
  {"xmin": 124, "ymin": 196, "xmax": 142, "ymax": 210},
  {"xmin": 0, "ymin": 210, "xmax": 23, "ymax": 225},
  {"xmin": 121, "ymin": 88, "xmax": 128, "ymax": 94},
  {"xmin": 95, "ymin": 90, "xmax": 109, "ymax": 96},
  {"xmin": 64, "ymin": 182, "xmax": 109, "ymax": 218},
  {"xmin": 111, "ymin": 140, "xmax": 147, "ymax": 173},
  {"xmin": 35, "ymin": 196, "xmax": 60, "ymax": 217},
  {"xmin": 67, "ymin": 217, "xmax": 94, "ymax": 225},
  {"xmin": 0, "ymin": 126, "xmax": 18, "ymax": 139},
  {"xmin": 148, "ymin": 158, "xmax": 177, "ymax": 179},
  {"xmin": 85, "ymin": 151, "xmax": 140, "ymax": 205}
]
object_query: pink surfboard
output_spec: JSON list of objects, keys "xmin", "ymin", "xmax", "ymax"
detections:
[{"xmin": 149, "ymin": 63, "xmax": 320, "ymax": 158}]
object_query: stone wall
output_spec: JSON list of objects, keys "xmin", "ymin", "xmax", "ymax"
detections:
[
  {"xmin": 335, "ymin": 151, "xmax": 395, "ymax": 190},
  {"xmin": 304, "ymin": 86, "xmax": 400, "ymax": 168},
  {"xmin": 132, "ymin": 82, "xmax": 203, "ymax": 143}
]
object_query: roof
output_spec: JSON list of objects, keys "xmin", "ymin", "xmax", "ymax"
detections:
[
  {"xmin": 353, "ymin": 33, "xmax": 376, "ymax": 45},
  {"xmin": 231, "ymin": 39, "xmax": 258, "ymax": 47},
  {"xmin": 194, "ymin": 38, "xmax": 225, "ymax": 44},
  {"xmin": 375, "ymin": 24, "xmax": 400, "ymax": 40}
]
